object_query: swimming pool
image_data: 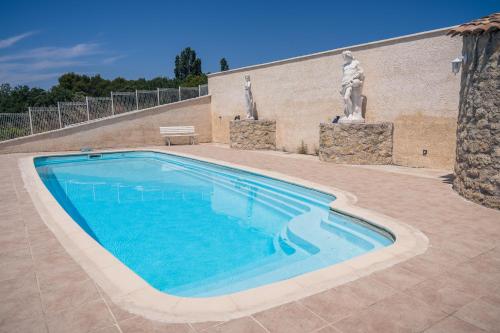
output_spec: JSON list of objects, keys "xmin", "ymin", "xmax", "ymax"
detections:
[{"xmin": 35, "ymin": 151, "xmax": 393, "ymax": 297}]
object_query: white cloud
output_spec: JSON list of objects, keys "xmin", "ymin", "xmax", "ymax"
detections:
[
  {"xmin": 0, "ymin": 60, "xmax": 86, "ymax": 71},
  {"xmin": 0, "ymin": 43, "xmax": 101, "ymax": 62},
  {"xmin": 0, "ymin": 38, "xmax": 122, "ymax": 87},
  {"xmin": 0, "ymin": 71, "xmax": 61, "ymax": 85},
  {"xmin": 0, "ymin": 31, "xmax": 36, "ymax": 49},
  {"xmin": 101, "ymin": 55, "xmax": 125, "ymax": 65}
]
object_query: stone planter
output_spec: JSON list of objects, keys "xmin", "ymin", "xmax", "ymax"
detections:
[
  {"xmin": 230, "ymin": 120, "xmax": 276, "ymax": 150},
  {"xmin": 319, "ymin": 122, "xmax": 393, "ymax": 164}
]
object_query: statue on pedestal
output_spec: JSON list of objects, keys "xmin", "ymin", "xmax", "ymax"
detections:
[
  {"xmin": 339, "ymin": 51, "xmax": 365, "ymax": 123},
  {"xmin": 244, "ymin": 75, "xmax": 255, "ymax": 120}
]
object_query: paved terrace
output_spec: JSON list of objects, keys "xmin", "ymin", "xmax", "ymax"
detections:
[{"xmin": 1, "ymin": 144, "xmax": 499, "ymax": 333}]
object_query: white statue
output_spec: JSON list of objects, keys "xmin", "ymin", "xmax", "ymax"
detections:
[
  {"xmin": 244, "ymin": 75, "xmax": 255, "ymax": 119},
  {"xmin": 339, "ymin": 50, "xmax": 365, "ymax": 123}
]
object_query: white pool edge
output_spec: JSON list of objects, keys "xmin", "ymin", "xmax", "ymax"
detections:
[{"xmin": 18, "ymin": 148, "xmax": 429, "ymax": 323}]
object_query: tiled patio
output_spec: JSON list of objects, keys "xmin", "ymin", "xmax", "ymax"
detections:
[{"xmin": 1, "ymin": 144, "xmax": 499, "ymax": 333}]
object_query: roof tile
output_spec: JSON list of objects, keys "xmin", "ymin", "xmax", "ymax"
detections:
[{"xmin": 448, "ymin": 12, "xmax": 500, "ymax": 36}]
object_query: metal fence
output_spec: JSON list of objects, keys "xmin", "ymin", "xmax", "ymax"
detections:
[{"xmin": 0, "ymin": 84, "xmax": 208, "ymax": 141}]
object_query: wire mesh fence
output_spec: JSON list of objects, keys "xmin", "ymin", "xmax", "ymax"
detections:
[
  {"xmin": 159, "ymin": 88, "xmax": 180, "ymax": 104},
  {"xmin": 180, "ymin": 87, "xmax": 199, "ymax": 101},
  {"xmin": 137, "ymin": 90, "xmax": 158, "ymax": 109},
  {"xmin": 0, "ymin": 84, "xmax": 209, "ymax": 142},
  {"xmin": 0, "ymin": 113, "xmax": 31, "ymax": 141},
  {"xmin": 111, "ymin": 92, "xmax": 137, "ymax": 114},
  {"xmin": 30, "ymin": 107, "xmax": 60, "ymax": 134},
  {"xmin": 60, "ymin": 102, "xmax": 88, "ymax": 127},
  {"xmin": 199, "ymin": 84, "xmax": 209, "ymax": 96},
  {"xmin": 88, "ymin": 97, "xmax": 113, "ymax": 120}
]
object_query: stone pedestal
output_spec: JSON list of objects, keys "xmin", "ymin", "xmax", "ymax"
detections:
[
  {"xmin": 319, "ymin": 122, "xmax": 393, "ymax": 164},
  {"xmin": 230, "ymin": 119, "xmax": 276, "ymax": 150}
]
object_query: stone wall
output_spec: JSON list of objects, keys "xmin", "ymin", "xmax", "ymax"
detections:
[
  {"xmin": 453, "ymin": 32, "xmax": 500, "ymax": 209},
  {"xmin": 230, "ymin": 119, "xmax": 276, "ymax": 150},
  {"xmin": 208, "ymin": 28, "xmax": 461, "ymax": 169},
  {"xmin": 0, "ymin": 96, "xmax": 212, "ymax": 154},
  {"xmin": 319, "ymin": 122, "xmax": 393, "ymax": 164}
]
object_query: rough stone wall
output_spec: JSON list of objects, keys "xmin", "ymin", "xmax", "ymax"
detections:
[
  {"xmin": 453, "ymin": 32, "xmax": 500, "ymax": 209},
  {"xmin": 230, "ymin": 120, "xmax": 276, "ymax": 150},
  {"xmin": 319, "ymin": 122, "xmax": 393, "ymax": 164}
]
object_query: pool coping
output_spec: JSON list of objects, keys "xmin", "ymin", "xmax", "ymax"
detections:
[{"xmin": 18, "ymin": 148, "xmax": 429, "ymax": 323}]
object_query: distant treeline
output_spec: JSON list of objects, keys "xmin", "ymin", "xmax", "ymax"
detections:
[{"xmin": 0, "ymin": 47, "xmax": 214, "ymax": 113}]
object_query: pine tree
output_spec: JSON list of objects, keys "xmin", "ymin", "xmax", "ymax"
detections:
[
  {"xmin": 220, "ymin": 58, "xmax": 229, "ymax": 71},
  {"xmin": 174, "ymin": 47, "xmax": 202, "ymax": 80}
]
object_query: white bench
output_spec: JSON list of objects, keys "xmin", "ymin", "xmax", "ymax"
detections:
[{"xmin": 160, "ymin": 126, "xmax": 198, "ymax": 146}]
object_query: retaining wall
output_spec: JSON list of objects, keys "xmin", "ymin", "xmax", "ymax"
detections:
[{"xmin": 0, "ymin": 96, "xmax": 212, "ymax": 154}]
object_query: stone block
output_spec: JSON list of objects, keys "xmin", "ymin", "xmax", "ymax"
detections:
[
  {"xmin": 319, "ymin": 122, "xmax": 393, "ymax": 165},
  {"xmin": 230, "ymin": 120, "xmax": 276, "ymax": 150}
]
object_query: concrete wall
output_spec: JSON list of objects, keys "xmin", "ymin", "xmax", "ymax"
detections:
[
  {"xmin": 209, "ymin": 28, "xmax": 462, "ymax": 169},
  {"xmin": 0, "ymin": 96, "xmax": 211, "ymax": 154}
]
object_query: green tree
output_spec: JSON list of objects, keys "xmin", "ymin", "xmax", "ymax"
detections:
[
  {"xmin": 220, "ymin": 58, "xmax": 229, "ymax": 71},
  {"xmin": 0, "ymin": 47, "xmax": 211, "ymax": 112},
  {"xmin": 174, "ymin": 47, "xmax": 202, "ymax": 80},
  {"xmin": 181, "ymin": 74, "xmax": 208, "ymax": 87}
]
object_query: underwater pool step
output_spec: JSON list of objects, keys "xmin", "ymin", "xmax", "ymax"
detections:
[
  {"xmin": 186, "ymin": 253, "xmax": 344, "ymax": 297},
  {"xmin": 167, "ymin": 251, "xmax": 310, "ymax": 297},
  {"xmin": 152, "ymin": 155, "xmax": 333, "ymax": 209},
  {"xmin": 176, "ymin": 164, "xmax": 313, "ymax": 212},
  {"xmin": 178, "ymin": 167, "xmax": 307, "ymax": 218}
]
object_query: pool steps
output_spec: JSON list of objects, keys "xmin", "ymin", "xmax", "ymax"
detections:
[{"xmin": 153, "ymin": 156, "xmax": 386, "ymax": 269}]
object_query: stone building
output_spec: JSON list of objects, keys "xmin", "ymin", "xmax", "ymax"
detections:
[{"xmin": 449, "ymin": 13, "xmax": 500, "ymax": 209}]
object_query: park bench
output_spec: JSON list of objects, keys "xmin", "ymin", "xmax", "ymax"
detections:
[{"xmin": 160, "ymin": 126, "xmax": 198, "ymax": 146}]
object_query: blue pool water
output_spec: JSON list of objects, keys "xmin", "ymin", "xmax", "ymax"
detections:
[{"xmin": 35, "ymin": 151, "xmax": 393, "ymax": 297}]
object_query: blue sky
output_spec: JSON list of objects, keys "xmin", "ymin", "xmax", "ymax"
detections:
[{"xmin": 0, "ymin": 0, "xmax": 498, "ymax": 89}]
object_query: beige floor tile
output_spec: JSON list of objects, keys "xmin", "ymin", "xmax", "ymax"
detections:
[
  {"xmin": 0, "ymin": 246, "xmax": 31, "ymax": 267},
  {"xmin": 190, "ymin": 321, "xmax": 223, "ymax": 332},
  {"xmin": 28, "ymin": 230, "xmax": 59, "ymax": 248},
  {"xmin": 0, "ymin": 315, "xmax": 48, "ymax": 333},
  {"xmin": 254, "ymin": 302, "xmax": 327, "ymax": 333},
  {"xmin": 203, "ymin": 317, "xmax": 266, "ymax": 333},
  {"xmin": 0, "ymin": 255, "xmax": 34, "ymax": 282},
  {"xmin": 33, "ymin": 250, "xmax": 75, "ymax": 272},
  {"xmin": 118, "ymin": 316, "xmax": 193, "ymax": 333},
  {"xmin": 0, "ymin": 233, "xmax": 29, "ymax": 254},
  {"xmin": 332, "ymin": 293, "xmax": 447, "ymax": 333},
  {"xmin": 0, "ymin": 292, "xmax": 44, "ymax": 327},
  {"xmin": 438, "ymin": 262, "xmax": 499, "ymax": 296},
  {"xmin": 46, "ymin": 299, "xmax": 115, "ymax": 333},
  {"xmin": 315, "ymin": 326, "xmax": 341, "ymax": 333},
  {"xmin": 40, "ymin": 278, "xmax": 100, "ymax": 314},
  {"xmin": 30, "ymin": 237, "xmax": 66, "ymax": 259},
  {"xmin": 36, "ymin": 261, "xmax": 89, "ymax": 292},
  {"xmin": 300, "ymin": 277, "xmax": 395, "ymax": 324},
  {"xmin": 398, "ymin": 256, "xmax": 449, "ymax": 278},
  {"xmin": 454, "ymin": 296, "xmax": 500, "ymax": 332},
  {"xmin": 370, "ymin": 265, "xmax": 425, "ymax": 291},
  {"xmin": 91, "ymin": 325, "xmax": 121, "ymax": 333},
  {"xmin": 98, "ymin": 286, "xmax": 136, "ymax": 322},
  {"xmin": 405, "ymin": 278, "xmax": 476, "ymax": 314},
  {"xmin": 423, "ymin": 316, "xmax": 485, "ymax": 333},
  {"xmin": 419, "ymin": 247, "xmax": 468, "ymax": 267},
  {"xmin": 0, "ymin": 273, "xmax": 39, "ymax": 301}
]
